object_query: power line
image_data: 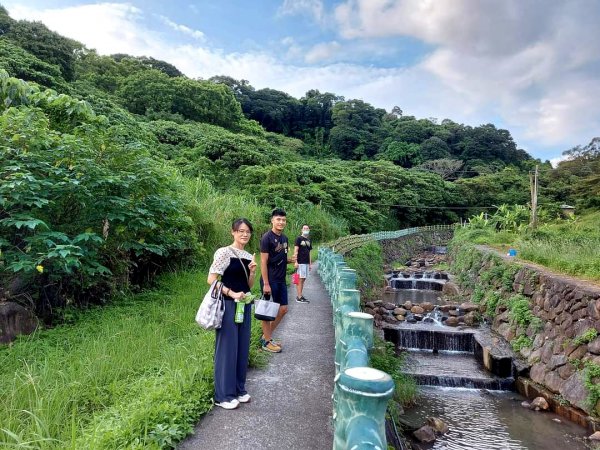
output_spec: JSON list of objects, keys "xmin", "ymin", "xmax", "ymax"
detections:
[
  {"xmin": 367, "ymin": 203, "xmax": 496, "ymax": 209},
  {"xmin": 365, "ymin": 202, "xmax": 558, "ymax": 210}
]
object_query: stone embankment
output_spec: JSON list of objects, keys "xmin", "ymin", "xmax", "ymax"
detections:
[{"xmin": 453, "ymin": 245, "xmax": 600, "ymax": 429}]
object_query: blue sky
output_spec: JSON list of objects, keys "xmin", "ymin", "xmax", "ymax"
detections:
[{"xmin": 4, "ymin": 0, "xmax": 600, "ymax": 164}]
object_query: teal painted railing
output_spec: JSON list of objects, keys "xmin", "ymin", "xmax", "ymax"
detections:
[
  {"xmin": 328, "ymin": 224, "xmax": 456, "ymax": 256},
  {"xmin": 319, "ymin": 247, "xmax": 393, "ymax": 450},
  {"xmin": 320, "ymin": 225, "xmax": 456, "ymax": 449}
]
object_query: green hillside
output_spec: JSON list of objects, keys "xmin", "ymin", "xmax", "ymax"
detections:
[{"xmin": 0, "ymin": 7, "xmax": 598, "ymax": 319}]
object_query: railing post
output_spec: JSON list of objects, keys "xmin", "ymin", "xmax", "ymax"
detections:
[
  {"xmin": 334, "ymin": 289, "xmax": 360, "ymax": 373},
  {"xmin": 334, "ymin": 367, "xmax": 394, "ymax": 450},
  {"xmin": 339, "ymin": 311, "xmax": 373, "ymax": 372},
  {"xmin": 340, "ymin": 311, "xmax": 374, "ymax": 372},
  {"xmin": 333, "ymin": 268, "xmax": 356, "ymax": 306}
]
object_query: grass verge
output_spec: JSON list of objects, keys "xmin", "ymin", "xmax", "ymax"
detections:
[
  {"xmin": 0, "ymin": 270, "xmax": 266, "ymax": 449},
  {"xmin": 454, "ymin": 211, "xmax": 600, "ymax": 282}
]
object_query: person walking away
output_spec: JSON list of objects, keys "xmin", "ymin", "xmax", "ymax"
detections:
[
  {"xmin": 294, "ymin": 224, "xmax": 312, "ymax": 303},
  {"xmin": 207, "ymin": 218, "xmax": 257, "ymax": 409},
  {"xmin": 259, "ymin": 208, "xmax": 296, "ymax": 353}
]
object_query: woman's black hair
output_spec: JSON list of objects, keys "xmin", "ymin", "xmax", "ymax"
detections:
[{"xmin": 232, "ymin": 218, "xmax": 253, "ymax": 233}]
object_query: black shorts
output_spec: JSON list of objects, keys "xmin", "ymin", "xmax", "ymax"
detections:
[{"xmin": 260, "ymin": 280, "xmax": 288, "ymax": 306}]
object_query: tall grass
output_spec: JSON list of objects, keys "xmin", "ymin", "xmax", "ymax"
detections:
[
  {"xmin": 518, "ymin": 235, "xmax": 600, "ymax": 280},
  {"xmin": 182, "ymin": 176, "xmax": 346, "ymax": 266},
  {"xmin": 345, "ymin": 241, "xmax": 384, "ymax": 301},
  {"xmin": 0, "ymin": 270, "xmax": 265, "ymax": 449},
  {"xmin": 517, "ymin": 212, "xmax": 600, "ymax": 281},
  {"xmin": 454, "ymin": 211, "xmax": 600, "ymax": 281}
]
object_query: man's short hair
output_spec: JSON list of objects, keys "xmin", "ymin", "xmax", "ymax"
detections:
[{"xmin": 271, "ymin": 208, "xmax": 286, "ymax": 217}]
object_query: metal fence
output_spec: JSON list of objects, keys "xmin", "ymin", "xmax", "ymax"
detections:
[
  {"xmin": 328, "ymin": 224, "xmax": 457, "ymax": 256},
  {"xmin": 320, "ymin": 224, "xmax": 457, "ymax": 449}
]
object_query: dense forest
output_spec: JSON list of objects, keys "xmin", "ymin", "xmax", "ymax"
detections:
[{"xmin": 0, "ymin": 7, "xmax": 598, "ymax": 320}]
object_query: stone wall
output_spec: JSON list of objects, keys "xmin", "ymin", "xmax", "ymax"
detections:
[
  {"xmin": 0, "ymin": 302, "xmax": 38, "ymax": 344},
  {"xmin": 380, "ymin": 230, "xmax": 453, "ymax": 267},
  {"xmin": 450, "ymin": 245, "xmax": 600, "ymax": 418},
  {"xmin": 512, "ymin": 267, "xmax": 600, "ymax": 417}
]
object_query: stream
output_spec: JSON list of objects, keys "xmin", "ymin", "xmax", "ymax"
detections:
[
  {"xmin": 383, "ymin": 269, "xmax": 592, "ymax": 450},
  {"xmin": 403, "ymin": 387, "xmax": 589, "ymax": 449}
]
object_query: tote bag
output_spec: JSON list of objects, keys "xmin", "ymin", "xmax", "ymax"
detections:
[
  {"xmin": 254, "ymin": 295, "xmax": 280, "ymax": 321},
  {"xmin": 195, "ymin": 280, "xmax": 225, "ymax": 330}
]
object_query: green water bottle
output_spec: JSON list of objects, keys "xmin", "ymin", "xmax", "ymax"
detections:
[{"xmin": 235, "ymin": 301, "xmax": 245, "ymax": 323}]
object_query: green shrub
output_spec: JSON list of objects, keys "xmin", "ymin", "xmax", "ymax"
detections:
[
  {"xmin": 370, "ymin": 338, "xmax": 418, "ymax": 407},
  {"xmin": 0, "ymin": 72, "xmax": 203, "ymax": 316},
  {"xmin": 485, "ymin": 291, "xmax": 502, "ymax": 317},
  {"xmin": 472, "ymin": 287, "xmax": 485, "ymax": 303},
  {"xmin": 573, "ymin": 328, "xmax": 599, "ymax": 346},
  {"xmin": 346, "ymin": 241, "xmax": 384, "ymax": 301},
  {"xmin": 507, "ymin": 294, "xmax": 534, "ymax": 327},
  {"xmin": 511, "ymin": 334, "xmax": 533, "ymax": 352},
  {"xmin": 582, "ymin": 361, "xmax": 600, "ymax": 416}
]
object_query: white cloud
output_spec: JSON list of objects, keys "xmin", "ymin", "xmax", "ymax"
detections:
[
  {"xmin": 334, "ymin": 0, "xmax": 549, "ymax": 56},
  {"xmin": 7, "ymin": 3, "xmax": 159, "ymax": 56},
  {"xmin": 304, "ymin": 41, "xmax": 341, "ymax": 64},
  {"xmin": 157, "ymin": 15, "xmax": 204, "ymax": 40},
  {"xmin": 334, "ymin": 0, "xmax": 600, "ymax": 156},
  {"xmin": 549, "ymin": 155, "xmax": 568, "ymax": 168},
  {"xmin": 278, "ymin": 0, "xmax": 325, "ymax": 23}
]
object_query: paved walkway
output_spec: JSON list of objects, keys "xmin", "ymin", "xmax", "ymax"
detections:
[{"xmin": 178, "ymin": 265, "xmax": 335, "ymax": 450}]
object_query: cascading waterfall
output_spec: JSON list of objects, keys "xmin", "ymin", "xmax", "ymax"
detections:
[
  {"xmin": 387, "ymin": 271, "xmax": 447, "ymax": 291},
  {"xmin": 385, "ymin": 254, "xmax": 589, "ymax": 449}
]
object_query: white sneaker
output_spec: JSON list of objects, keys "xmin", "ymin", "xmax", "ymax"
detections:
[
  {"xmin": 237, "ymin": 394, "xmax": 251, "ymax": 403},
  {"xmin": 215, "ymin": 399, "xmax": 239, "ymax": 410}
]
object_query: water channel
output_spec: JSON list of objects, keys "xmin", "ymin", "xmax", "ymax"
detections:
[
  {"xmin": 383, "ymin": 268, "xmax": 591, "ymax": 450},
  {"xmin": 403, "ymin": 387, "xmax": 589, "ymax": 449}
]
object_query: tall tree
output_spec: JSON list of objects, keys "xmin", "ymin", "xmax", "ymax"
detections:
[
  {"xmin": 329, "ymin": 99, "xmax": 385, "ymax": 159},
  {"xmin": 4, "ymin": 19, "xmax": 83, "ymax": 81}
]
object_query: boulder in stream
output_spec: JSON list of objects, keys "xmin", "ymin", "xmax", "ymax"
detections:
[
  {"xmin": 427, "ymin": 417, "xmax": 449, "ymax": 434},
  {"xmin": 411, "ymin": 305, "xmax": 425, "ymax": 315},
  {"xmin": 530, "ymin": 396, "xmax": 550, "ymax": 411},
  {"xmin": 445, "ymin": 316, "xmax": 459, "ymax": 327},
  {"xmin": 421, "ymin": 302, "xmax": 434, "ymax": 312},
  {"xmin": 413, "ymin": 425, "xmax": 437, "ymax": 443},
  {"xmin": 393, "ymin": 307, "xmax": 407, "ymax": 316}
]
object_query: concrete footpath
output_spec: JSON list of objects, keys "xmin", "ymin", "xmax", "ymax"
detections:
[{"xmin": 178, "ymin": 265, "xmax": 335, "ymax": 450}]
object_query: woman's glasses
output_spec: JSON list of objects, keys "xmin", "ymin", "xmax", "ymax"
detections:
[{"xmin": 235, "ymin": 230, "xmax": 252, "ymax": 236}]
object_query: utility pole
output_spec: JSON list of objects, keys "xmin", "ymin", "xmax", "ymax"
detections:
[{"xmin": 530, "ymin": 165, "xmax": 539, "ymax": 229}]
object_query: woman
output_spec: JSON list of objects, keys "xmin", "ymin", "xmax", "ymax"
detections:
[{"xmin": 207, "ymin": 218, "xmax": 257, "ymax": 409}]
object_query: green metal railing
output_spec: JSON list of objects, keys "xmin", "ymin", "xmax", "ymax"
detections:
[
  {"xmin": 320, "ymin": 225, "xmax": 456, "ymax": 449},
  {"xmin": 319, "ymin": 247, "xmax": 393, "ymax": 450},
  {"xmin": 328, "ymin": 224, "xmax": 456, "ymax": 255}
]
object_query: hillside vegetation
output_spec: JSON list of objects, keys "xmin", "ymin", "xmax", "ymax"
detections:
[
  {"xmin": 457, "ymin": 208, "xmax": 600, "ymax": 282},
  {"xmin": 0, "ymin": 6, "xmax": 598, "ymax": 318},
  {"xmin": 0, "ymin": 8, "xmax": 598, "ymax": 448}
]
